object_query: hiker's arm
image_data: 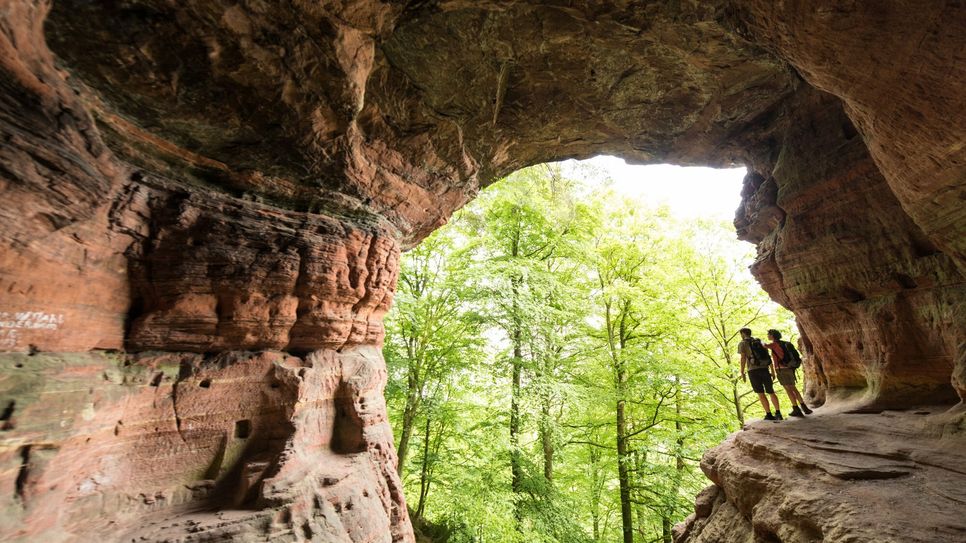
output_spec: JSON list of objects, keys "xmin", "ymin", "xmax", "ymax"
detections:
[
  {"xmin": 740, "ymin": 355, "xmax": 747, "ymax": 381},
  {"xmin": 764, "ymin": 342, "xmax": 779, "ymax": 377}
]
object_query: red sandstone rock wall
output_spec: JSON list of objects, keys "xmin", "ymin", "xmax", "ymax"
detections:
[
  {"xmin": 0, "ymin": 1, "xmax": 964, "ymax": 542},
  {"xmin": 677, "ymin": 3, "xmax": 966, "ymax": 542},
  {"xmin": 739, "ymin": 0, "xmax": 966, "ymax": 270},
  {"xmin": 737, "ymin": 88, "xmax": 965, "ymax": 410},
  {"xmin": 0, "ymin": 348, "xmax": 407, "ymax": 541},
  {"xmin": 120, "ymin": 179, "xmax": 399, "ymax": 354},
  {"xmin": 0, "ymin": 2, "xmax": 412, "ymax": 539},
  {"xmin": 733, "ymin": 0, "xmax": 966, "ymax": 406}
]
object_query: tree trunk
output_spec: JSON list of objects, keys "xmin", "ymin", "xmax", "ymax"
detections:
[
  {"xmin": 510, "ymin": 324, "xmax": 524, "ymax": 518},
  {"xmin": 415, "ymin": 414, "xmax": 433, "ymax": 520},
  {"xmin": 509, "ymin": 228, "xmax": 524, "ymax": 528},
  {"xmin": 662, "ymin": 517, "xmax": 672, "ymax": 543},
  {"xmin": 617, "ymin": 390, "xmax": 633, "ymax": 543},
  {"xmin": 731, "ymin": 381, "xmax": 745, "ymax": 427},
  {"xmin": 589, "ymin": 437, "xmax": 603, "ymax": 541},
  {"xmin": 615, "ymin": 301, "xmax": 634, "ymax": 543},
  {"xmin": 663, "ymin": 386, "xmax": 687, "ymax": 543},
  {"xmin": 540, "ymin": 389, "xmax": 554, "ymax": 484},
  {"xmin": 396, "ymin": 378, "xmax": 420, "ymax": 475},
  {"xmin": 396, "ymin": 368, "xmax": 421, "ymax": 477},
  {"xmin": 634, "ymin": 450, "xmax": 648, "ymax": 540}
]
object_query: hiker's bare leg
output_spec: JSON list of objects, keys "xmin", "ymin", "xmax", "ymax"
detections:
[
  {"xmin": 783, "ymin": 385, "xmax": 799, "ymax": 406},
  {"xmin": 794, "ymin": 388, "xmax": 808, "ymax": 406},
  {"xmin": 768, "ymin": 393, "xmax": 781, "ymax": 412},
  {"xmin": 757, "ymin": 393, "xmax": 770, "ymax": 413}
]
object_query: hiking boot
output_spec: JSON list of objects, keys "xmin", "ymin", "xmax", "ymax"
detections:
[
  {"xmin": 800, "ymin": 403, "xmax": 813, "ymax": 415},
  {"xmin": 763, "ymin": 413, "xmax": 775, "ymax": 421},
  {"xmin": 774, "ymin": 411, "xmax": 784, "ymax": 421},
  {"xmin": 790, "ymin": 406, "xmax": 805, "ymax": 417}
]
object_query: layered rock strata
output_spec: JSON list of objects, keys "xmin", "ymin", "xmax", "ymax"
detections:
[
  {"xmin": 0, "ymin": 0, "xmax": 964, "ymax": 541},
  {"xmin": 0, "ymin": 349, "xmax": 406, "ymax": 542},
  {"xmin": 675, "ymin": 410, "xmax": 966, "ymax": 543},
  {"xmin": 736, "ymin": 88, "xmax": 965, "ymax": 410}
]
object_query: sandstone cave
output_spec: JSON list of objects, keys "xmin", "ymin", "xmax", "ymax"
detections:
[{"xmin": 0, "ymin": 1, "xmax": 964, "ymax": 542}]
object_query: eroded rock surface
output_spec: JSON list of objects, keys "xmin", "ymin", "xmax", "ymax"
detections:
[
  {"xmin": 0, "ymin": 348, "xmax": 406, "ymax": 542},
  {"xmin": 675, "ymin": 409, "xmax": 966, "ymax": 543},
  {"xmin": 737, "ymin": 88, "xmax": 965, "ymax": 410},
  {"xmin": 0, "ymin": 0, "xmax": 964, "ymax": 541}
]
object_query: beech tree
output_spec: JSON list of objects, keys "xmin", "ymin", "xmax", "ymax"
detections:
[
  {"xmin": 384, "ymin": 163, "xmax": 793, "ymax": 543},
  {"xmin": 581, "ymin": 201, "xmax": 670, "ymax": 543},
  {"xmin": 457, "ymin": 164, "xmax": 595, "ymax": 536},
  {"xmin": 383, "ymin": 226, "xmax": 484, "ymax": 479}
]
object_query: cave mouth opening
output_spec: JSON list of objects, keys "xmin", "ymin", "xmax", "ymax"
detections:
[
  {"xmin": 384, "ymin": 156, "xmax": 801, "ymax": 539},
  {"xmin": 4, "ymin": 2, "xmax": 962, "ymax": 541}
]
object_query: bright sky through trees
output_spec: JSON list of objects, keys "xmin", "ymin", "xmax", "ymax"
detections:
[{"xmin": 564, "ymin": 156, "xmax": 747, "ymax": 222}]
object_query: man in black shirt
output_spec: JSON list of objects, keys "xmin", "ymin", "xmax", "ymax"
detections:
[{"xmin": 738, "ymin": 327, "xmax": 783, "ymax": 421}]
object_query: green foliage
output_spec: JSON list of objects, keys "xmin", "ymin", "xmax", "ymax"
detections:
[{"xmin": 384, "ymin": 163, "xmax": 794, "ymax": 543}]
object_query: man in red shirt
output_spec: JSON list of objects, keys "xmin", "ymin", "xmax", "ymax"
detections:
[{"xmin": 764, "ymin": 329, "xmax": 812, "ymax": 418}]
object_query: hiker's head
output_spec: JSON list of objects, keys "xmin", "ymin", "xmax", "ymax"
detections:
[
  {"xmin": 767, "ymin": 329, "xmax": 782, "ymax": 341},
  {"xmin": 739, "ymin": 327, "xmax": 752, "ymax": 339}
]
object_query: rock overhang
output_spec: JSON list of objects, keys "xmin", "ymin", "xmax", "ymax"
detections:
[
  {"xmin": 1, "ymin": 1, "xmax": 965, "ymax": 541},
  {"xmin": 42, "ymin": 0, "xmax": 799, "ymax": 245}
]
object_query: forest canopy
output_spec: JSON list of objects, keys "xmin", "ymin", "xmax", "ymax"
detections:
[{"xmin": 383, "ymin": 163, "xmax": 795, "ymax": 543}]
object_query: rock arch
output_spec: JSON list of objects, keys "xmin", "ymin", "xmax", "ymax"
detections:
[{"xmin": 0, "ymin": 1, "xmax": 963, "ymax": 541}]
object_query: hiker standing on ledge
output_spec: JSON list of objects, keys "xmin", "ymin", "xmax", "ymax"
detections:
[
  {"xmin": 739, "ymin": 327, "xmax": 783, "ymax": 421},
  {"xmin": 764, "ymin": 329, "xmax": 813, "ymax": 418}
]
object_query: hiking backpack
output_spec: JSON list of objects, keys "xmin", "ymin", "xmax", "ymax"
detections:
[
  {"xmin": 748, "ymin": 338, "xmax": 772, "ymax": 368},
  {"xmin": 780, "ymin": 340, "xmax": 803, "ymax": 369}
]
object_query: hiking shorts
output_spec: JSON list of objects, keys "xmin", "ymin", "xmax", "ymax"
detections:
[
  {"xmin": 776, "ymin": 368, "xmax": 797, "ymax": 386},
  {"xmin": 748, "ymin": 368, "xmax": 775, "ymax": 394}
]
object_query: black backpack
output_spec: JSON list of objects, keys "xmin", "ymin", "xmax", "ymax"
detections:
[
  {"xmin": 780, "ymin": 340, "xmax": 803, "ymax": 369},
  {"xmin": 748, "ymin": 338, "xmax": 771, "ymax": 367}
]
